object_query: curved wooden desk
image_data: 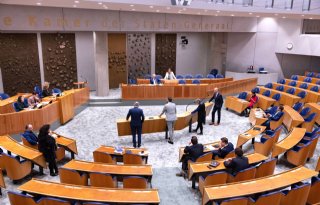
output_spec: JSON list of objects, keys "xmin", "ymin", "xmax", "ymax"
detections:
[
  {"xmin": 271, "ymin": 127, "xmax": 306, "ymax": 158},
  {"xmin": 297, "ymin": 75, "xmax": 319, "ymax": 84},
  {"xmin": 236, "ymin": 125, "xmax": 266, "ymax": 147},
  {"xmin": 258, "ymin": 87, "xmax": 300, "ymax": 106},
  {"xmin": 52, "ymin": 132, "xmax": 78, "ymax": 159},
  {"xmin": 179, "ymin": 141, "xmax": 219, "ymax": 162},
  {"xmin": 305, "ymin": 103, "xmax": 320, "ymax": 125},
  {"xmin": 202, "ymin": 166, "xmax": 318, "ymax": 205},
  {"xmin": 285, "ymin": 79, "xmax": 320, "ymax": 93},
  {"xmin": 0, "ymin": 135, "xmax": 46, "ymax": 168},
  {"xmin": 117, "ymin": 102, "xmax": 213, "ymax": 137},
  {"xmin": 0, "ymin": 93, "xmax": 31, "ymax": 114},
  {"xmin": 136, "ymin": 78, "xmax": 233, "ymax": 85},
  {"xmin": 18, "ymin": 179, "xmax": 160, "ymax": 204},
  {"xmin": 0, "ymin": 168, "xmax": 5, "ymax": 195},
  {"xmin": 225, "ymin": 96, "xmax": 249, "ymax": 114},
  {"xmin": 283, "ymin": 105, "xmax": 304, "ymax": 131},
  {"xmin": 316, "ymin": 157, "xmax": 320, "ymax": 172}
]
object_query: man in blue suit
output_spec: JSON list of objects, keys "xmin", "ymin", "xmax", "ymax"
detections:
[
  {"xmin": 212, "ymin": 137, "xmax": 234, "ymax": 159},
  {"xmin": 262, "ymin": 105, "xmax": 284, "ymax": 130},
  {"xmin": 150, "ymin": 74, "xmax": 160, "ymax": 85},
  {"xmin": 22, "ymin": 124, "xmax": 38, "ymax": 145},
  {"xmin": 126, "ymin": 102, "xmax": 145, "ymax": 148}
]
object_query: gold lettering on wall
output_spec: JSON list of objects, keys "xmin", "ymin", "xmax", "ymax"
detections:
[
  {"xmin": 43, "ymin": 18, "xmax": 51, "ymax": 27},
  {"xmin": 74, "ymin": 19, "xmax": 80, "ymax": 27},
  {"xmin": 221, "ymin": 24, "xmax": 225, "ymax": 29},
  {"xmin": 184, "ymin": 21, "xmax": 190, "ymax": 29},
  {"xmin": 3, "ymin": 16, "xmax": 12, "ymax": 26},
  {"xmin": 57, "ymin": 18, "xmax": 68, "ymax": 27},
  {"xmin": 28, "ymin": 16, "xmax": 37, "ymax": 26},
  {"xmin": 85, "ymin": 20, "xmax": 90, "ymax": 27}
]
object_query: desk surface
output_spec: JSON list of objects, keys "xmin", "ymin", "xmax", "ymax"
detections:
[
  {"xmin": 189, "ymin": 153, "xmax": 267, "ymax": 180},
  {"xmin": 63, "ymin": 160, "xmax": 153, "ymax": 176},
  {"xmin": 202, "ymin": 166, "xmax": 318, "ymax": 205},
  {"xmin": 236, "ymin": 125, "xmax": 266, "ymax": 147},
  {"xmin": 0, "ymin": 135, "xmax": 46, "ymax": 168},
  {"xmin": 19, "ymin": 179, "xmax": 160, "ymax": 204},
  {"xmin": 179, "ymin": 141, "xmax": 220, "ymax": 162},
  {"xmin": 95, "ymin": 145, "xmax": 147, "ymax": 157},
  {"xmin": 272, "ymin": 127, "xmax": 306, "ymax": 157},
  {"xmin": 52, "ymin": 132, "xmax": 78, "ymax": 154},
  {"xmin": 283, "ymin": 105, "xmax": 304, "ymax": 131}
]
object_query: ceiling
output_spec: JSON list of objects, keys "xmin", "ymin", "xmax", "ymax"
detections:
[{"xmin": 0, "ymin": 0, "xmax": 319, "ymax": 19}]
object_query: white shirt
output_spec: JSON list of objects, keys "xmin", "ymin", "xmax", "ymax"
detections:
[{"xmin": 164, "ymin": 72, "xmax": 176, "ymax": 80}]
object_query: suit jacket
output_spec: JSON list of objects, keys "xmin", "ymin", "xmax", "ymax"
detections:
[
  {"xmin": 38, "ymin": 134, "xmax": 57, "ymax": 161},
  {"xmin": 15, "ymin": 101, "xmax": 26, "ymax": 112},
  {"xmin": 42, "ymin": 89, "xmax": 52, "ymax": 97},
  {"xmin": 209, "ymin": 92, "xmax": 224, "ymax": 108},
  {"xmin": 161, "ymin": 102, "xmax": 177, "ymax": 121},
  {"xmin": 126, "ymin": 107, "xmax": 145, "ymax": 127},
  {"xmin": 184, "ymin": 143, "xmax": 204, "ymax": 162},
  {"xmin": 270, "ymin": 111, "xmax": 284, "ymax": 121},
  {"xmin": 150, "ymin": 78, "xmax": 160, "ymax": 85},
  {"xmin": 22, "ymin": 131, "xmax": 38, "ymax": 145},
  {"xmin": 224, "ymin": 156, "xmax": 249, "ymax": 175},
  {"xmin": 164, "ymin": 72, "xmax": 176, "ymax": 80},
  {"xmin": 216, "ymin": 142, "xmax": 234, "ymax": 158},
  {"xmin": 192, "ymin": 103, "xmax": 206, "ymax": 123}
]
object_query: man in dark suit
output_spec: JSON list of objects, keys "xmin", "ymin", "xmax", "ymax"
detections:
[
  {"xmin": 22, "ymin": 124, "xmax": 38, "ymax": 145},
  {"xmin": 212, "ymin": 137, "xmax": 234, "ymax": 159},
  {"xmin": 262, "ymin": 105, "xmax": 284, "ymax": 130},
  {"xmin": 209, "ymin": 87, "xmax": 223, "ymax": 125},
  {"xmin": 126, "ymin": 102, "xmax": 145, "ymax": 148},
  {"xmin": 177, "ymin": 136, "xmax": 204, "ymax": 177},
  {"xmin": 150, "ymin": 74, "xmax": 160, "ymax": 85},
  {"xmin": 191, "ymin": 99, "xmax": 206, "ymax": 135},
  {"xmin": 224, "ymin": 147, "xmax": 249, "ymax": 175}
]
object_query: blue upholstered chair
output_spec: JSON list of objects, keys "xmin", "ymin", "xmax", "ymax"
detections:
[
  {"xmin": 185, "ymin": 74, "xmax": 193, "ymax": 79},
  {"xmin": 299, "ymin": 107, "xmax": 310, "ymax": 117},
  {"xmin": 252, "ymin": 87, "xmax": 260, "ymax": 94},
  {"xmin": 307, "ymin": 176, "xmax": 320, "ymax": 205},
  {"xmin": 292, "ymin": 102, "xmax": 303, "ymax": 112},
  {"xmin": 128, "ymin": 79, "xmax": 136, "ymax": 84},
  {"xmin": 272, "ymin": 93, "xmax": 281, "ymax": 102},
  {"xmin": 288, "ymin": 81, "xmax": 297, "ymax": 87},
  {"xmin": 156, "ymin": 75, "xmax": 163, "ymax": 79},
  {"xmin": 265, "ymin": 106, "xmax": 278, "ymax": 115},
  {"xmin": 13, "ymin": 102, "xmax": 20, "ymax": 112},
  {"xmin": 317, "ymin": 80, "xmax": 320, "ymax": 85},
  {"xmin": 299, "ymin": 83, "xmax": 308, "ymax": 89},
  {"xmin": 8, "ymin": 191, "xmax": 42, "ymax": 205},
  {"xmin": 216, "ymin": 74, "xmax": 224, "ymax": 78},
  {"xmin": 178, "ymin": 79, "xmax": 186, "ymax": 84},
  {"xmin": 34, "ymin": 85, "xmax": 43, "ymax": 98},
  {"xmin": 0, "ymin": 93, "xmax": 10, "ymax": 100},
  {"xmin": 310, "ymin": 86, "xmax": 319, "ymax": 92},
  {"xmin": 286, "ymin": 88, "xmax": 295, "ymax": 95},
  {"xmin": 144, "ymin": 74, "xmax": 151, "ymax": 79},
  {"xmin": 297, "ymin": 91, "xmax": 307, "ymax": 100},
  {"xmin": 192, "ymin": 79, "xmax": 200, "ymax": 84},
  {"xmin": 291, "ymin": 75, "xmax": 298, "ymax": 80},
  {"xmin": 306, "ymin": 72, "xmax": 314, "ymax": 77},
  {"xmin": 262, "ymin": 90, "xmax": 271, "ymax": 97},
  {"xmin": 316, "ymin": 73, "xmax": 320, "ymax": 78},
  {"xmin": 265, "ymin": 83, "xmax": 273, "ymax": 88},
  {"xmin": 281, "ymin": 182, "xmax": 311, "ymax": 205},
  {"xmin": 304, "ymin": 113, "xmax": 317, "ymax": 123},
  {"xmin": 238, "ymin": 92, "xmax": 247, "ymax": 100},
  {"xmin": 278, "ymin": 79, "xmax": 286, "ymax": 84},
  {"xmin": 248, "ymin": 190, "xmax": 283, "ymax": 205},
  {"xmin": 52, "ymin": 88, "xmax": 62, "ymax": 94},
  {"xmin": 207, "ymin": 74, "xmax": 215, "ymax": 79},
  {"xmin": 304, "ymin": 77, "xmax": 312, "ymax": 83},
  {"xmin": 176, "ymin": 74, "xmax": 184, "ymax": 79},
  {"xmin": 275, "ymin": 85, "xmax": 284, "ymax": 91},
  {"xmin": 194, "ymin": 74, "xmax": 203, "ymax": 79}
]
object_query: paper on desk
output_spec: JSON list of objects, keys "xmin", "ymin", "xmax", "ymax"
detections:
[{"xmin": 205, "ymin": 145, "xmax": 215, "ymax": 151}]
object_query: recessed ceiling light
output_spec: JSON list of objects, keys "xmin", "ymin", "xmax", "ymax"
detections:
[
  {"xmin": 249, "ymin": 13, "xmax": 252, "ymax": 15},
  {"xmin": 166, "ymin": 7, "xmax": 171, "ymax": 10},
  {"xmin": 216, "ymin": 10, "xmax": 220, "ymax": 13},
  {"xmin": 74, "ymin": 0, "xmax": 79, "ymax": 3},
  {"xmin": 36, "ymin": 2, "xmax": 41, "ymax": 5},
  {"xmin": 73, "ymin": 4, "xmax": 77, "ymax": 7},
  {"xmin": 309, "ymin": 17, "xmax": 313, "ymax": 19},
  {"xmin": 274, "ymin": 14, "xmax": 278, "ymax": 16},
  {"xmin": 103, "ymin": 5, "xmax": 108, "ymax": 9},
  {"xmin": 231, "ymin": 14, "xmax": 234, "ymax": 16},
  {"xmin": 156, "ymin": 10, "xmax": 160, "ymax": 12},
  {"xmin": 215, "ymin": 14, "xmax": 218, "ymax": 16},
  {"xmin": 149, "ymin": 5, "xmax": 154, "ymax": 8},
  {"xmin": 197, "ymin": 12, "xmax": 201, "ymax": 15},
  {"xmin": 204, "ymin": 9, "xmax": 208, "ymax": 12},
  {"xmin": 301, "ymin": 14, "xmax": 305, "ymax": 17},
  {"xmin": 130, "ymin": 4, "xmax": 134, "ymax": 7},
  {"xmin": 98, "ymin": 2, "xmax": 102, "ymax": 5}
]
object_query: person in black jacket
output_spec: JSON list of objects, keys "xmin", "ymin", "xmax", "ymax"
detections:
[
  {"xmin": 212, "ymin": 137, "xmax": 234, "ymax": 159},
  {"xmin": 126, "ymin": 102, "xmax": 145, "ymax": 148},
  {"xmin": 209, "ymin": 87, "xmax": 223, "ymax": 126},
  {"xmin": 191, "ymin": 99, "xmax": 206, "ymax": 135},
  {"xmin": 224, "ymin": 147, "xmax": 249, "ymax": 175},
  {"xmin": 177, "ymin": 136, "xmax": 204, "ymax": 177},
  {"xmin": 38, "ymin": 124, "xmax": 58, "ymax": 176},
  {"xmin": 42, "ymin": 82, "xmax": 52, "ymax": 98},
  {"xmin": 15, "ymin": 96, "xmax": 27, "ymax": 112}
]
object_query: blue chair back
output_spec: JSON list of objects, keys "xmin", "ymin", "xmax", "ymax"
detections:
[
  {"xmin": 128, "ymin": 79, "xmax": 136, "ymax": 84},
  {"xmin": 34, "ymin": 85, "xmax": 43, "ymax": 98},
  {"xmin": 185, "ymin": 74, "xmax": 193, "ymax": 79},
  {"xmin": 292, "ymin": 102, "xmax": 303, "ymax": 112},
  {"xmin": 176, "ymin": 75, "xmax": 184, "ymax": 79},
  {"xmin": 259, "ymin": 67, "xmax": 264, "ymax": 72},
  {"xmin": 288, "ymin": 81, "xmax": 297, "ymax": 87},
  {"xmin": 304, "ymin": 113, "xmax": 317, "ymax": 122},
  {"xmin": 304, "ymin": 77, "xmax": 312, "ymax": 83},
  {"xmin": 278, "ymin": 79, "xmax": 286, "ymax": 84},
  {"xmin": 238, "ymin": 92, "xmax": 247, "ymax": 100},
  {"xmin": 276, "ymin": 85, "xmax": 284, "ymax": 91},
  {"xmin": 207, "ymin": 74, "xmax": 215, "ymax": 79},
  {"xmin": 306, "ymin": 72, "xmax": 314, "ymax": 77},
  {"xmin": 252, "ymin": 87, "xmax": 260, "ymax": 94},
  {"xmin": 192, "ymin": 79, "xmax": 200, "ymax": 84},
  {"xmin": 316, "ymin": 73, "xmax": 320, "ymax": 78},
  {"xmin": 286, "ymin": 88, "xmax": 295, "ymax": 95},
  {"xmin": 297, "ymin": 91, "xmax": 306, "ymax": 99},
  {"xmin": 52, "ymin": 88, "xmax": 62, "ymax": 94},
  {"xmin": 300, "ymin": 107, "xmax": 310, "ymax": 117},
  {"xmin": 269, "ymin": 106, "xmax": 278, "ymax": 115},
  {"xmin": 262, "ymin": 90, "xmax": 271, "ymax": 97},
  {"xmin": 23, "ymin": 98, "xmax": 29, "ymax": 107},
  {"xmin": 310, "ymin": 86, "xmax": 319, "ymax": 92},
  {"xmin": 178, "ymin": 79, "xmax": 186, "ymax": 84},
  {"xmin": 210, "ymin": 69, "xmax": 218, "ymax": 76},
  {"xmin": 291, "ymin": 75, "xmax": 298, "ymax": 80},
  {"xmin": 299, "ymin": 83, "xmax": 308, "ymax": 89},
  {"xmin": 195, "ymin": 74, "xmax": 203, "ymax": 79},
  {"xmin": 0, "ymin": 93, "xmax": 10, "ymax": 100},
  {"xmin": 13, "ymin": 102, "xmax": 20, "ymax": 112},
  {"xmin": 156, "ymin": 75, "xmax": 163, "ymax": 79},
  {"xmin": 317, "ymin": 80, "xmax": 320, "ymax": 85},
  {"xmin": 216, "ymin": 74, "xmax": 224, "ymax": 78},
  {"xmin": 272, "ymin": 93, "xmax": 281, "ymax": 101},
  {"xmin": 265, "ymin": 83, "xmax": 273, "ymax": 88}
]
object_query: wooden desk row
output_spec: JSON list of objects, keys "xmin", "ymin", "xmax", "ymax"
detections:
[
  {"xmin": 0, "ymin": 87, "xmax": 89, "ymax": 135},
  {"xmin": 305, "ymin": 71, "xmax": 320, "ymax": 78},
  {"xmin": 258, "ymin": 86, "xmax": 300, "ymax": 107},
  {"xmin": 18, "ymin": 179, "xmax": 160, "ymax": 204},
  {"xmin": 202, "ymin": 166, "xmax": 318, "ymax": 205},
  {"xmin": 0, "ymin": 93, "xmax": 31, "ymax": 114},
  {"xmin": 136, "ymin": 78, "xmax": 233, "ymax": 85},
  {"xmin": 285, "ymin": 79, "xmax": 320, "ymax": 92},
  {"xmin": 117, "ymin": 102, "xmax": 213, "ymax": 137},
  {"xmin": 297, "ymin": 75, "xmax": 319, "ymax": 84},
  {"xmin": 282, "ymin": 105, "xmax": 304, "ymax": 131},
  {"xmin": 305, "ymin": 103, "xmax": 320, "ymax": 125}
]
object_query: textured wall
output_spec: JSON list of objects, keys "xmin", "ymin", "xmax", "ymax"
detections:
[
  {"xmin": 0, "ymin": 33, "xmax": 41, "ymax": 95},
  {"xmin": 155, "ymin": 34, "xmax": 177, "ymax": 77},
  {"xmin": 108, "ymin": 33, "xmax": 127, "ymax": 88},
  {"xmin": 41, "ymin": 33, "xmax": 77, "ymax": 91},
  {"xmin": 127, "ymin": 33, "xmax": 151, "ymax": 80}
]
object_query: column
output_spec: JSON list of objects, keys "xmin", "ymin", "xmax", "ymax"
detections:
[{"xmin": 0, "ymin": 68, "xmax": 3, "ymax": 93}]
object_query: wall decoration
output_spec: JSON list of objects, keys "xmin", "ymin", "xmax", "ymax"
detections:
[
  {"xmin": 0, "ymin": 33, "xmax": 41, "ymax": 96},
  {"xmin": 41, "ymin": 33, "xmax": 77, "ymax": 91},
  {"xmin": 155, "ymin": 34, "xmax": 177, "ymax": 77},
  {"xmin": 108, "ymin": 33, "xmax": 127, "ymax": 88},
  {"xmin": 127, "ymin": 33, "xmax": 151, "ymax": 80}
]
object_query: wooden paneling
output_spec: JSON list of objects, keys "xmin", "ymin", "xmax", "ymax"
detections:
[
  {"xmin": 108, "ymin": 33, "xmax": 127, "ymax": 88},
  {"xmin": 57, "ymin": 91, "xmax": 75, "ymax": 124},
  {"xmin": 155, "ymin": 34, "xmax": 177, "ymax": 77},
  {"xmin": 0, "ymin": 33, "xmax": 41, "ymax": 96}
]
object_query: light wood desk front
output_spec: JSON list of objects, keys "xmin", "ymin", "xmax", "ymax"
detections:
[
  {"xmin": 316, "ymin": 157, "xmax": 320, "ymax": 172},
  {"xmin": 179, "ymin": 141, "xmax": 219, "ymax": 162},
  {"xmin": 297, "ymin": 75, "xmax": 319, "ymax": 84},
  {"xmin": 271, "ymin": 127, "xmax": 306, "ymax": 157},
  {"xmin": 0, "ymin": 168, "xmax": 5, "ymax": 188},
  {"xmin": 285, "ymin": 79, "xmax": 320, "ymax": 93},
  {"xmin": 202, "ymin": 166, "xmax": 318, "ymax": 205},
  {"xmin": 57, "ymin": 91, "xmax": 75, "ymax": 124},
  {"xmin": 0, "ymin": 93, "xmax": 31, "ymax": 114},
  {"xmin": 283, "ymin": 105, "xmax": 304, "ymax": 131},
  {"xmin": 52, "ymin": 132, "xmax": 78, "ymax": 159},
  {"xmin": 249, "ymin": 108, "xmax": 268, "ymax": 126},
  {"xmin": 0, "ymin": 135, "xmax": 46, "ymax": 168},
  {"xmin": 258, "ymin": 87, "xmax": 300, "ymax": 106},
  {"xmin": 19, "ymin": 179, "xmax": 160, "ymax": 204},
  {"xmin": 236, "ymin": 125, "xmax": 266, "ymax": 147},
  {"xmin": 304, "ymin": 103, "xmax": 320, "ymax": 125},
  {"xmin": 136, "ymin": 78, "xmax": 233, "ymax": 85}
]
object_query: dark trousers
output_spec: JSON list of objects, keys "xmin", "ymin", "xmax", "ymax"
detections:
[
  {"xmin": 182, "ymin": 155, "xmax": 193, "ymax": 171},
  {"xmin": 212, "ymin": 107, "xmax": 221, "ymax": 124},
  {"xmin": 262, "ymin": 120, "xmax": 271, "ymax": 130},
  {"xmin": 195, "ymin": 120, "xmax": 203, "ymax": 133},
  {"xmin": 48, "ymin": 159, "xmax": 58, "ymax": 174},
  {"xmin": 131, "ymin": 124, "xmax": 142, "ymax": 147}
]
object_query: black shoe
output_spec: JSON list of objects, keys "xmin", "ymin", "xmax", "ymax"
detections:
[
  {"xmin": 50, "ymin": 173, "xmax": 58, "ymax": 176},
  {"xmin": 198, "ymin": 132, "xmax": 203, "ymax": 135},
  {"xmin": 138, "ymin": 145, "xmax": 141, "ymax": 148},
  {"xmin": 192, "ymin": 129, "xmax": 197, "ymax": 133},
  {"xmin": 168, "ymin": 140, "xmax": 174, "ymax": 145}
]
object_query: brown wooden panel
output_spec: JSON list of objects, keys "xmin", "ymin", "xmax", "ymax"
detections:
[
  {"xmin": 41, "ymin": 33, "xmax": 77, "ymax": 91},
  {"xmin": 0, "ymin": 33, "xmax": 41, "ymax": 96},
  {"xmin": 155, "ymin": 34, "xmax": 176, "ymax": 77},
  {"xmin": 108, "ymin": 33, "xmax": 127, "ymax": 88}
]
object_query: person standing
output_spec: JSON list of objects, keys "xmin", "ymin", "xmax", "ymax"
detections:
[
  {"xmin": 191, "ymin": 99, "xmax": 206, "ymax": 135},
  {"xmin": 164, "ymin": 68, "xmax": 176, "ymax": 80},
  {"xmin": 209, "ymin": 87, "xmax": 223, "ymax": 126},
  {"xmin": 126, "ymin": 102, "xmax": 145, "ymax": 148},
  {"xmin": 38, "ymin": 124, "xmax": 58, "ymax": 176},
  {"xmin": 159, "ymin": 97, "xmax": 177, "ymax": 144}
]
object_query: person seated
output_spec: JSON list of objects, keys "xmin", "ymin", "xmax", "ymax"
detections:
[
  {"xmin": 42, "ymin": 81, "xmax": 52, "ymax": 97},
  {"xmin": 224, "ymin": 147, "xmax": 249, "ymax": 175},
  {"xmin": 22, "ymin": 124, "xmax": 38, "ymax": 145},
  {"xmin": 15, "ymin": 96, "xmax": 27, "ymax": 112},
  {"xmin": 244, "ymin": 91, "xmax": 258, "ymax": 117},
  {"xmin": 164, "ymin": 68, "xmax": 176, "ymax": 80},
  {"xmin": 212, "ymin": 137, "xmax": 234, "ymax": 159},
  {"xmin": 262, "ymin": 105, "xmax": 284, "ymax": 130},
  {"xmin": 177, "ymin": 136, "xmax": 204, "ymax": 177},
  {"xmin": 150, "ymin": 74, "xmax": 160, "ymax": 85},
  {"xmin": 28, "ymin": 91, "xmax": 40, "ymax": 107}
]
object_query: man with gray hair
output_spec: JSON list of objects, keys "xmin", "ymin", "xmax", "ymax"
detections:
[
  {"xmin": 159, "ymin": 97, "xmax": 177, "ymax": 144},
  {"xmin": 209, "ymin": 87, "xmax": 224, "ymax": 126},
  {"xmin": 126, "ymin": 102, "xmax": 145, "ymax": 148}
]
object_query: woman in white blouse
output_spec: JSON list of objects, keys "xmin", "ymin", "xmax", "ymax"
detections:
[{"xmin": 164, "ymin": 68, "xmax": 176, "ymax": 80}]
